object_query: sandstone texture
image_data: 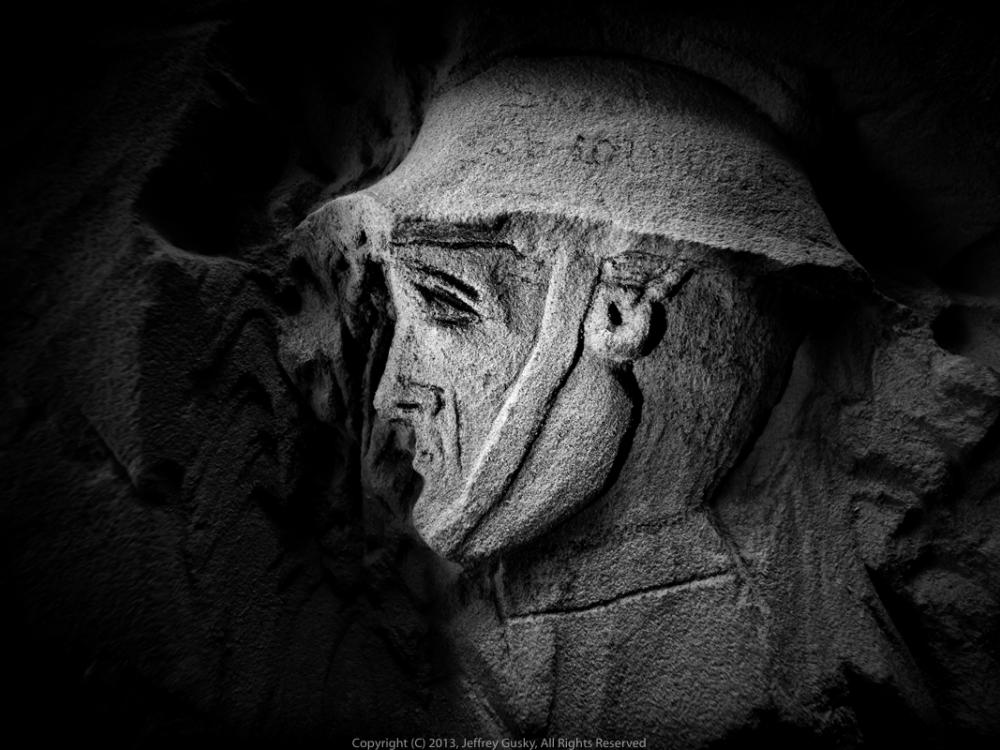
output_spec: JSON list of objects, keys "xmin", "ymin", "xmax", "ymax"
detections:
[{"xmin": 2, "ymin": 2, "xmax": 1000, "ymax": 747}]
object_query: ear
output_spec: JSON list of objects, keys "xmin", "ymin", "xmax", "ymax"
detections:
[{"xmin": 583, "ymin": 268, "xmax": 683, "ymax": 362}]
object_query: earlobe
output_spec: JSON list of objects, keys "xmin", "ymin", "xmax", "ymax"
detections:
[{"xmin": 584, "ymin": 283, "xmax": 654, "ymax": 362}]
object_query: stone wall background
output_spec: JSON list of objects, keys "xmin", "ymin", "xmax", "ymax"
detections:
[{"xmin": 2, "ymin": 1, "xmax": 1000, "ymax": 746}]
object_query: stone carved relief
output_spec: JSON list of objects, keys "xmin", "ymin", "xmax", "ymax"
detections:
[
  {"xmin": 339, "ymin": 56, "xmax": 855, "ymax": 563},
  {"xmin": 282, "ymin": 54, "xmax": 1000, "ymax": 744},
  {"xmin": 4, "ymin": 4, "xmax": 1000, "ymax": 747}
]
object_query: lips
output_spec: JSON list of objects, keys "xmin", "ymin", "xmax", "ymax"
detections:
[
  {"xmin": 409, "ymin": 414, "xmax": 467, "ymax": 552},
  {"xmin": 410, "ymin": 419, "xmax": 446, "ymax": 478},
  {"xmin": 411, "ymin": 444, "xmax": 438, "ymax": 474}
]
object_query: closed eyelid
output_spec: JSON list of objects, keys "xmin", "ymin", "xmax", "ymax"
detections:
[
  {"xmin": 414, "ymin": 283, "xmax": 481, "ymax": 323},
  {"xmin": 397, "ymin": 262, "xmax": 482, "ymax": 305}
]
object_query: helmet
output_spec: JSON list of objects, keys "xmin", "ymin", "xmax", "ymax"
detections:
[{"xmin": 312, "ymin": 55, "xmax": 862, "ymax": 563}]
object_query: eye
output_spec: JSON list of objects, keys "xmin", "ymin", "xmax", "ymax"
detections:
[{"xmin": 414, "ymin": 282, "xmax": 481, "ymax": 326}]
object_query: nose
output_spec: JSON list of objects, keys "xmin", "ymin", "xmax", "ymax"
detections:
[{"xmin": 374, "ymin": 327, "xmax": 444, "ymax": 421}]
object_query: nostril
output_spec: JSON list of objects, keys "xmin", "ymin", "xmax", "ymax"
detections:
[{"xmin": 396, "ymin": 401, "xmax": 422, "ymax": 412}]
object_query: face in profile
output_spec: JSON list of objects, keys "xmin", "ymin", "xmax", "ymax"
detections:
[
  {"xmin": 368, "ymin": 215, "xmax": 687, "ymax": 564},
  {"xmin": 373, "ymin": 235, "xmax": 549, "ymax": 553},
  {"xmin": 347, "ymin": 54, "xmax": 853, "ymax": 565}
]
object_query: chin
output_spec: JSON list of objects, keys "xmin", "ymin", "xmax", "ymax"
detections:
[
  {"xmin": 408, "ymin": 469, "xmax": 466, "ymax": 555},
  {"xmin": 415, "ymin": 353, "xmax": 638, "ymax": 566}
]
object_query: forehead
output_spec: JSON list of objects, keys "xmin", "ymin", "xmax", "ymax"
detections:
[{"xmin": 381, "ymin": 219, "xmax": 549, "ymax": 283}]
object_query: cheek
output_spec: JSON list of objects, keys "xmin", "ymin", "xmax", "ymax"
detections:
[
  {"xmin": 438, "ymin": 326, "xmax": 528, "ymax": 395},
  {"xmin": 431, "ymin": 323, "xmax": 537, "ymax": 453}
]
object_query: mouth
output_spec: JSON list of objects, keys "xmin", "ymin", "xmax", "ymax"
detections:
[
  {"xmin": 411, "ymin": 443, "xmax": 438, "ymax": 473},
  {"xmin": 410, "ymin": 423, "xmax": 447, "ymax": 478}
]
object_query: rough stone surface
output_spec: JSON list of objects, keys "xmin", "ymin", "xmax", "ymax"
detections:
[{"xmin": 3, "ymin": 2, "xmax": 1000, "ymax": 747}]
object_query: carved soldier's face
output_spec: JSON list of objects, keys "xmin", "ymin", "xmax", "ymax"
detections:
[
  {"xmin": 373, "ymin": 239, "xmax": 549, "ymax": 543},
  {"xmin": 369, "ymin": 217, "xmax": 678, "ymax": 564},
  {"xmin": 357, "ymin": 55, "xmax": 852, "ymax": 563}
]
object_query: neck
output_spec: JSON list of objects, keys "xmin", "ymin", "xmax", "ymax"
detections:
[
  {"xmin": 493, "ymin": 488, "xmax": 735, "ymax": 620},
  {"xmin": 486, "ymin": 382, "xmax": 738, "ymax": 618},
  {"xmin": 463, "ymin": 267, "xmax": 798, "ymax": 616}
]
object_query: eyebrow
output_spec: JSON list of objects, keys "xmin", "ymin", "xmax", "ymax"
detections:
[
  {"xmin": 392, "ymin": 219, "xmax": 513, "ymax": 249},
  {"xmin": 398, "ymin": 261, "xmax": 481, "ymax": 303}
]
